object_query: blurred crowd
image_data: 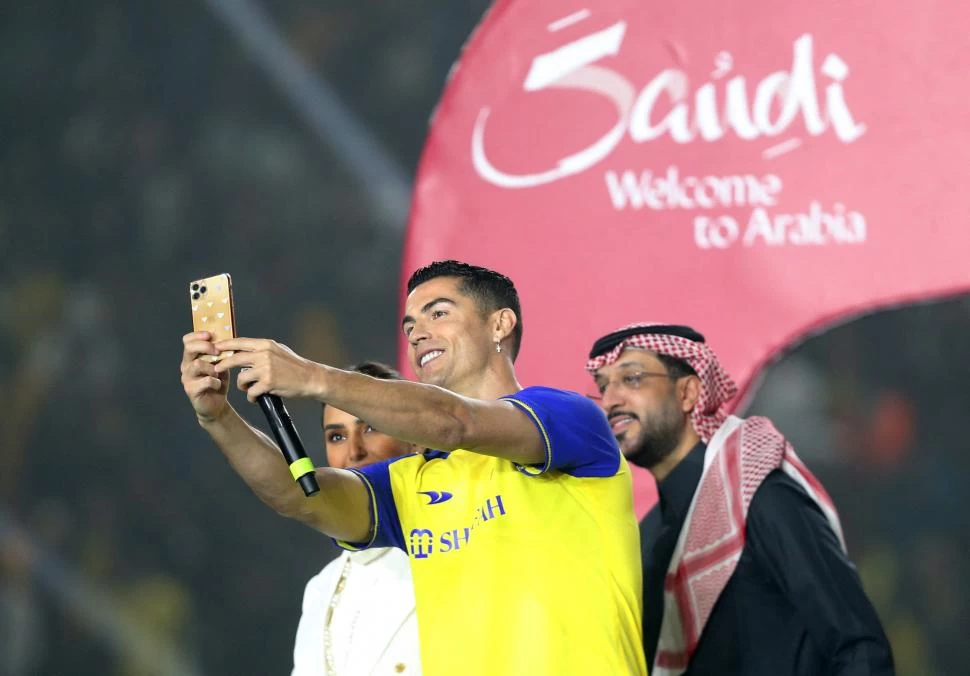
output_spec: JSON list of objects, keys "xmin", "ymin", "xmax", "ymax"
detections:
[
  {"xmin": 0, "ymin": 1, "xmax": 967, "ymax": 674},
  {"xmin": 1, "ymin": 1, "xmax": 486, "ymax": 674}
]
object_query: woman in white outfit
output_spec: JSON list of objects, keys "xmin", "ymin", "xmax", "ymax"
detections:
[{"xmin": 292, "ymin": 362, "xmax": 421, "ymax": 676}]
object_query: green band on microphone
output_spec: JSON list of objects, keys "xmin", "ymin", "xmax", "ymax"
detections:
[{"xmin": 289, "ymin": 457, "xmax": 315, "ymax": 481}]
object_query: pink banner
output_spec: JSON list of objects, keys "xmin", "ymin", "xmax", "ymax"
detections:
[{"xmin": 401, "ymin": 0, "xmax": 970, "ymax": 514}]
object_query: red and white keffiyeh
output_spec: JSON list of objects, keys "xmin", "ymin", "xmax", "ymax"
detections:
[
  {"xmin": 585, "ymin": 324, "xmax": 737, "ymax": 444},
  {"xmin": 586, "ymin": 324, "xmax": 845, "ymax": 675}
]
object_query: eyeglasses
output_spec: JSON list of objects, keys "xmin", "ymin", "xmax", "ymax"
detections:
[{"xmin": 587, "ymin": 371, "xmax": 675, "ymax": 401}]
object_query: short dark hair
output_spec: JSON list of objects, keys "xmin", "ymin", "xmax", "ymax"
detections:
[
  {"xmin": 323, "ymin": 361, "xmax": 402, "ymax": 415},
  {"xmin": 406, "ymin": 260, "xmax": 523, "ymax": 360}
]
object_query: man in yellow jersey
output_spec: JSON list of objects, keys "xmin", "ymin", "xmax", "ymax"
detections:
[{"xmin": 180, "ymin": 260, "xmax": 646, "ymax": 676}]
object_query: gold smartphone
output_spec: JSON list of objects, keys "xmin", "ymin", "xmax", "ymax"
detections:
[{"xmin": 189, "ymin": 273, "xmax": 237, "ymax": 362}]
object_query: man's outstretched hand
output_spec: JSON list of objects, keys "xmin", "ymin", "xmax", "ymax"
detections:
[{"xmin": 214, "ymin": 338, "xmax": 324, "ymax": 403}]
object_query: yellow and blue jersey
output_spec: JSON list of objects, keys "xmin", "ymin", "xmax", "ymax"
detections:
[{"xmin": 337, "ymin": 386, "xmax": 646, "ymax": 675}]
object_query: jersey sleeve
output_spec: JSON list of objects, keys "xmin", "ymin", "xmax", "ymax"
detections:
[
  {"xmin": 333, "ymin": 456, "xmax": 408, "ymax": 552},
  {"xmin": 501, "ymin": 386, "xmax": 621, "ymax": 478}
]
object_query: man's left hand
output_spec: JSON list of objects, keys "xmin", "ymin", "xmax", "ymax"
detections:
[{"xmin": 214, "ymin": 338, "xmax": 323, "ymax": 402}]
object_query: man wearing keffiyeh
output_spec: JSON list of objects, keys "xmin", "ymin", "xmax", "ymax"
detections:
[{"xmin": 586, "ymin": 323, "xmax": 894, "ymax": 676}]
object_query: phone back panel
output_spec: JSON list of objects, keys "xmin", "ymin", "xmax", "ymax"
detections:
[{"xmin": 189, "ymin": 273, "xmax": 236, "ymax": 362}]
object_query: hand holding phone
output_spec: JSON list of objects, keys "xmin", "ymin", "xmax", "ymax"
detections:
[
  {"xmin": 183, "ymin": 273, "xmax": 235, "ymax": 423},
  {"xmin": 189, "ymin": 273, "xmax": 236, "ymax": 362},
  {"xmin": 187, "ymin": 273, "xmax": 318, "ymax": 496}
]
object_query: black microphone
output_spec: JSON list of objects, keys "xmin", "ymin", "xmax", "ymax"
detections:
[{"xmin": 256, "ymin": 394, "xmax": 319, "ymax": 496}]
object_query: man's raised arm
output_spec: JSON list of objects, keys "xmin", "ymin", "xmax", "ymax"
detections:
[
  {"xmin": 181, "ymin": 332, "xmax": 371, "ymax": 542},
  {"xmin": 213, "ymin": 337, "xmax": 548, "ymax": 467}
]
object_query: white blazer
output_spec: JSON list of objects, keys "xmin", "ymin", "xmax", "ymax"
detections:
[{"xmin": 292, "ymin": 547, "xmax": 420, "ymax": 676}]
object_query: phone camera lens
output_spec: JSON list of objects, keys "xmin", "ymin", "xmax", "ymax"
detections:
[
  {"xmin": 192, "ymin": 292, "xmax": 201, "ymax": 300},
  {"xmin": 191, "ymin": 283, "xmax": 199, "ymax": 291},
  {"xmin": 199, "ymin": 286, "xmax": 207, "ymax": 294}
]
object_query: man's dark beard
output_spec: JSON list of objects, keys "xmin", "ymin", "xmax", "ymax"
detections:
[{"xmin": 625, "ymin": 412, "xmax": 686, "ymax": 470}]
